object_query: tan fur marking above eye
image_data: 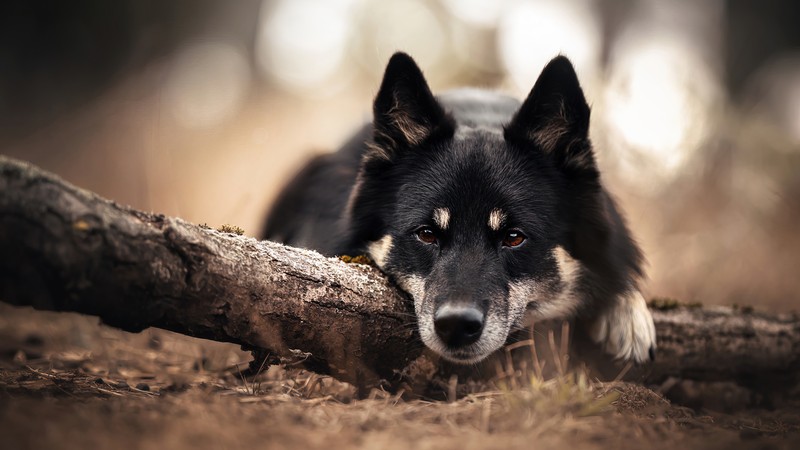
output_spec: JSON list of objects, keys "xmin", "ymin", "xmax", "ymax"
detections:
[
  {"xmin": 433, "ymin": 208, "xmax": 450, "ymax": 229},
  {"xmin": 488, "ymin": 208, "xmax": 506, "ymax": 231}
]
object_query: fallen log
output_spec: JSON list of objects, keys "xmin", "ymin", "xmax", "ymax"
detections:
[
  {"xmin": 1, "ymin": 156, "xmax": 798, "ymax": 395},
  {"xmin": 0, "ymin": 155, "xmax": 419, "ymax": 391}
]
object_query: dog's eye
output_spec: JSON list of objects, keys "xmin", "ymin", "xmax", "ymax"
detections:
[
  {"xmin": 502, "ymin": 230, "xmax": 526, "ymax": 247},
  {"xmin": 416, "ymin": 226, "xmax": 437, "ymax": 245}
]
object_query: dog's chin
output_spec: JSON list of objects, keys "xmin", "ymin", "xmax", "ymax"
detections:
[
  {"xmin": 419, "ymin": 327, "xmax": 504, "ymax": 365},
  {"xmin": 436, "ymin": 346, "xmax": 496, "ymax": 365},
  {"xmin": 433, "ymin": 350, "xmax": 485, "ymax": 365},
  {"xmin": 421, "ymin": 336, "xmax": 490, "ymax": 364}
]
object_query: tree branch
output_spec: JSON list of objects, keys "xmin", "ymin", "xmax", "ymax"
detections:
[
  {"xmin": 0, "ymin": 156, "xmax": 419, "ymax": 391},
  {"xmin": 1, "ymin": 156, "xmax": 798, "ymax": 394}
]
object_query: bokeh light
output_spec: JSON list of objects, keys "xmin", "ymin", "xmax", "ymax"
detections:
[
  {"xmin": 5, "ymin": 0, "xmax": 800, "ymax": 313},
  {"xmin": 352, "ymin": 0, "xmax": 449, "ymax": 82},
  {"xmin": 497, "ymin": 0, "xmax": 601, "ymax": 94},
  {"xmin": 602, "ymin": 29, "xmax": 722, "ymax": 189},
  {"xmin": 255, "ymin": 0, "xmax": 355, "ymax": 92},
  {"xmin": 163, "ymin": 42, "xmax": 251, "ymax": 128},
  {"xmin": 440, "ymin": 0, "xmax": 508, "ymax": 29}
]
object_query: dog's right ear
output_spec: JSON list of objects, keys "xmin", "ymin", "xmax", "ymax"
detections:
[
  {"xmin": 370, "ymin": 52, "xmax": 454, "ymax": 159},
  {"xmin": 505, "ymin": 56, "xmax": 595, "ymax": 175}
]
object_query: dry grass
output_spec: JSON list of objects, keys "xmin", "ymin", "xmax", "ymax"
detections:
[{"xmin": 1, "ymin": 304, "xmax": 798, "ymax": 450}]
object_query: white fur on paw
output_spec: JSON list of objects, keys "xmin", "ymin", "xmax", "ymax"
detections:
[{"xmin": 589, "ymin": 290, "xmax": 656, "ymax": 363}]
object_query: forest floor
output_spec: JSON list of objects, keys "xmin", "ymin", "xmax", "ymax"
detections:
[{"xmin": 1, "ymin": 303, "xmax": 798, "ymax": 450}]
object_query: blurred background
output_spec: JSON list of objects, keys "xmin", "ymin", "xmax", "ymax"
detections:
[{"xmin": 1, "ymin": 0, "xmax": 799, "ymax": 312}]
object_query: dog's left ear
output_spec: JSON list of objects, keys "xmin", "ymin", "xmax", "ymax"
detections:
[
  {"xmin": 505, "ymin": 56, "xmax": 595, "ymax": 173},
  {"xmin": 371, "ymin": 52, "xmax": 454, "ymax": 158}
]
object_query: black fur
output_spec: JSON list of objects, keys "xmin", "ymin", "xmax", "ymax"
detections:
[{"xmin": 263, "ymin": 53, "xmax": 647, "ymax": 364}]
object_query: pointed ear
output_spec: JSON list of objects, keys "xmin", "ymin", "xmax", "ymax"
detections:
[
  {"xmin": 371, "ymin": 52, "xmax": 454, "ymax": 158},
  {"xmin": 505, "ymin": 56, "xmax": 595, "ymax": 172}
]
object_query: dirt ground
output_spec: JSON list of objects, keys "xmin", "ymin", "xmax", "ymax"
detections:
[{"xmin": 1, "ymin": 303, "xmax": 798, "ymax": 450}]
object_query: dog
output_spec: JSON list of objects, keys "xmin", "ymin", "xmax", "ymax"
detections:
[{"xmin": 263, "ymin": 52, "xmax": 656, "ymax": 365}]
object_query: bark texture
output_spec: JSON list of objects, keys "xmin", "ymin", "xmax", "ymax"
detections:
[
  {"xmin": 648, "ymin": 306, "xmax": 800, "ymax": 388},
  {"xmin": 1, "ymin": 156, "xmax": 798, "ymax": 393},
  {"xmin": 0, "ymin": 156, "xmax": 419, "ymax": 390}
]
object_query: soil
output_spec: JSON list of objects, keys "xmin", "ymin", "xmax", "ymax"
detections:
[{"xmin": 1, "ymin": 303, "xmax": 798, "ymax": 450}]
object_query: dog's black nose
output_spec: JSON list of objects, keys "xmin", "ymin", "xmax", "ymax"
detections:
[{"xmin": 434, "ymin": 305, "xmax": 484, "ymax": 347}]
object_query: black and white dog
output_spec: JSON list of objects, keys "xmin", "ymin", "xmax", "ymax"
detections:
[{"xmin": 264, "ymin": 53, "xmax": 656, "ymax": 365}]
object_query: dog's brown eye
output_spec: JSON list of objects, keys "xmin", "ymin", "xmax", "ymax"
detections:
[
  {"xmin": 416, "ymin": 227, "xmax": 437, "ymax": 244},
  {"xmin": 502, "ymin": 230, "xmax": 526, "ymax": 247}
]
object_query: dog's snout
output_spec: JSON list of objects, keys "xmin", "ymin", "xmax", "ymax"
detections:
[{"xmin": 433, "ymin": 305, "xmax": 484, "ymax": 347}]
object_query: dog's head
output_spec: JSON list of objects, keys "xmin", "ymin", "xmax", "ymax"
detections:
[{"xmin": 347, "ymin": 52, "xmax": 602, "ymax": 364}]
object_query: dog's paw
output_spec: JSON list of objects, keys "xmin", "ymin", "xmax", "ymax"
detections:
[{"xmin": 588, "ymin": 290, "xmax": 656, "ymax": 363}]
